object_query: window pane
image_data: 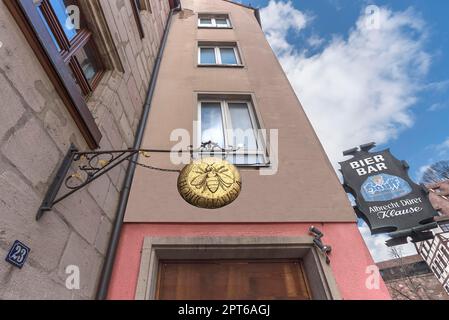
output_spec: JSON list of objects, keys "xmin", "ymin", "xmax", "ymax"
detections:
[
  {"xmin": 227, "ymin": 154, "xmax": 265, "ymax": 165},
  {"xmin": 74, "ymin": 40, "xmax": 102, "ymax": 85},
  {"xmin": 215, "ymin": 18, "xmax": 228, "ymax": 26},
  {"xmin": 49, "ymin": 0, "xmax": 80, "ymax": 41},
  {"xmin": 199, "ymin": 18, "xmax": 212, "ymax": 25},
  {"xmin": 134, "ymin": 0, "xmax": 145, "ymax": 11},
  {"xmin": 38, "ymin": 7, "xmax": 61, "ymax": 52},
  {"xmin": 220, "ymin": 48, "xmax": 237, "ymax": 64},
  {"xmin": 201, "ymin": 102, "xmax": 224, "ymax": 147},
  {"xmin": 200, "ymin": 48, "xmax": 216, "ymax": 64},
  {"xmin": 228, "ymin": 103, "xmax": 258, "ymax": 150},
  {"xmin": 68, "ymin": 64, "xmax": 84, "ymax": 94}
]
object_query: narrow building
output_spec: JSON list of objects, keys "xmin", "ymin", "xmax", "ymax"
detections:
[
  {"xmin": 0, "ymin": 0, "xmax": 391, "ymax": 300},
  {"xmin": 107, "ymin": 0, "xmax": 390, "ymax": 300}
]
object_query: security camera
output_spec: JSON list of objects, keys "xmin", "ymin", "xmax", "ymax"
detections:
[{"xmin": 309, "ymin": 226, "xmax": 323, "ymax": 238}]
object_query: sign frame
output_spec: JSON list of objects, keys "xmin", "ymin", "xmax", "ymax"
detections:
[
  {"xmin": 5, "ymin": 240, "xmax": 31, "ymax": 269},
  {"xmin": 340, "ymin": 143, "xmax": 438, "ymax": 245}
]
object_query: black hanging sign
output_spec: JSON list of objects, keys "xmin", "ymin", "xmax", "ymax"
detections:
[{"xmin": 340, "ymin": 143, "xmax": 438, "ymax": 236}]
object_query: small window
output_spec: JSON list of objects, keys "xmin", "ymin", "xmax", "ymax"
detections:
[
  {"xmin": 198, "ymin": 45, "xmax": 241, "ymax": 66},
  {"xmin": 198, "ymin": 99, "xmax": 267, "ymax": 166},
  {"xmin": 131, "ymin": 0, "xmax": 145, "ymax": 39},
  {"xmin": 134, "ymin": 0, "xmax": 151, "ymax": 12},
  {"xmin": 5, "ymin": 0, "xmax": 103, "ymax": 148},
  {"xmin": 38, "ymin": 0, "xmax": 105, "ymax": 97},
  {"xmin": 440, "ymin": 223, "xmax": 449, "ymax": 233},
  {"xmin": 198, "ymin": 14, "xmax": 231, "ymax": 28}
]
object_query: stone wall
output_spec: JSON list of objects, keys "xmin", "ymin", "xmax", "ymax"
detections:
[{"xmin": 0, "ymin": 0, "xmax": 170, "ymax": 299}]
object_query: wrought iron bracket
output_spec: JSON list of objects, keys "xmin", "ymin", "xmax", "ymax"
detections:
[
  {"xmin": 36, "ymin": 144, "xmax": 144, "ymax": 220},
  {"xmin": 36, "ymin": 142, "xmax": 240, "ymax": 221},
  {"xmin": 385, "ymin": 222, "xmax": 438, "ymax": 247}
]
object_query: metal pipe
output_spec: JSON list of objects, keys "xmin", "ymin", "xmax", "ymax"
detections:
[{"xmin": 95, "ymin": 3, "xmax": 181, "ymax": 300}]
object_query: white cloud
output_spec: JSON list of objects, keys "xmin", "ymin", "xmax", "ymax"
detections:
[
  {"xmin": 359, "ymin": 221, "xmax": 417, "ymax": 262},
  {"xmin": 260, "ymin": 1, "xmax": 431, "ymax": 262},
  {"xmin": 260, "ymin": 1, "xmax": 311, "ymax": 55},
  {"xmin": 436, "ymin": 136, "xmax": 449, "ymax": 154},
  {"xmin": 307, "ymin": 34, "xmax": 325, "ymax": 48},
  {"xmin": 260, "ymin": 2, "xmax": 430, "ymax": 168},
  {"xmin": 418, "ymin": 164, "xmax": 431, "ymax": 176},
  {"xmin": 427, "ymin": 103, "xmax": 447, "ymax": 112}
]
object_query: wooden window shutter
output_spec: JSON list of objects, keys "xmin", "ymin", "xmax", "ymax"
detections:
[{"xmin": 4, "ymin": 0, "xmax": 102, "ymax": 149}]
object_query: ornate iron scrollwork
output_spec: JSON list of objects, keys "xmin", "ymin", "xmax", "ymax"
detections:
[{"xmin": 36, "ymin": 142, "xmax": 240, "ymax": 220}]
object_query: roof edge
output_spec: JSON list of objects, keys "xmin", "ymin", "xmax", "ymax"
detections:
[{"xmin": 221, "ymin": 0, "xmax": 262, "ymax": 27}]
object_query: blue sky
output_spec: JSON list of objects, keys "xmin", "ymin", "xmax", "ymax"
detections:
[{"xmin": 241, "ymin": 0, "xmax": 449, "ymax": 261}]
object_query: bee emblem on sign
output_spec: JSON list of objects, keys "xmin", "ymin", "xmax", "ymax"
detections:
[
  {"xmin": 177, "ymin": 158, "xmax": 242, "ymax": 209},
  {"xmin": 190, "ymin": 164, "xmax": 235, "ymax": 193}
]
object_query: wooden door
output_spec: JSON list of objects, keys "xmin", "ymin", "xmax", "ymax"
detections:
[{"xmin": 156, "ymin": 259, "xmax": 311, "ymax": 300}]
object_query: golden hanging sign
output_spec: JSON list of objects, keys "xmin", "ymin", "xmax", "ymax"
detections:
[{"xmin": 177, "ymin": 157, "xmax": 242, "ymax": 209}]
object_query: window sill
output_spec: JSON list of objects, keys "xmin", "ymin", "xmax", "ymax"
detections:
[
  {"xmin": 197, "ymin": 64, "xmax": 244, "ymax": 68},
  {"xmin": 236, "ymin": 163, "xmax": 271, "ymax": 169},
  {"xmin": 198, "ymin": 26, "xmax": 233, "ymax": 29}
]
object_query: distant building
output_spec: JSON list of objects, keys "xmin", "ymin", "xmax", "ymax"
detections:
[
  {"xmin": 414, "ymin": 180, "xmax": 449, "ymax": 295},
  {"xmin": 416, "ymin": 232, "xmax": 449, "ymax": 295},
  {"xmin": 377, "ymin": 254, "xmax": 449, "ymax": 300},
  {"xmin": 0, "ymin": 0, "xmax": 391, "ymax": 300},
  {"xmin": 428, "ymin": 180, "xmax": 449, "ymax": 218}
]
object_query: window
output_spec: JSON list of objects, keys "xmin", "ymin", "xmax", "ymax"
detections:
[
  {"xmin": 131, "ymin": 0, "xmax": 145, "ymax": 39},
  {"xmin": 439, "ymin": 222, "xmax": 449, "ymax": 233},
  {"xmin": 38, "ymin": 0, "xmax": 105, "ymax": 96},
  {"xmin": 5, "ymin": 0, "xmax": 103, "ymax": 148},
  {"xmin": 198, "ymin": 45, "xmax": 241, "ymax": 66},
  {"xmin": 134, "ymin": 0, "xmax": 151, "ymax": 12},
  {"xmin": 198, "ymin": 99, "xmax": 266, "ymax": 166},
  {"xmin": 198, "ymin": 14, "xmax": 231, "ymax": 28}
]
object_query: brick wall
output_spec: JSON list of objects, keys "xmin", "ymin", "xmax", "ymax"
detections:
[{"xmin": 0, "ymin": 0, "xmax": 170, "ymax": 299}]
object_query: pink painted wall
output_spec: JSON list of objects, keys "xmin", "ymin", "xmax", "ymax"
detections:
[{"xmin": 107, "ymin": 222, "xmax": 391, "ymax": 300}]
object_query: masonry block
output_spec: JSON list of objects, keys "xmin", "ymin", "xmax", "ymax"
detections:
[
  {"xmin": 2, "ymin": 118, "xmax": 60, "ymax": 187},
  {"xmin": 58, "ymin": 232, "xmax": 103, "ymax": 299},
  {"xmin": 95, "ymin": 216, "xmax": 113, "ymax": 255},
  {"xmin": 54, "ymin": 189, "xmax": 103, "ymax": 245},
  {"xmin": 0, "ymin": 169, "xmax": 70, "ymax": 271}
]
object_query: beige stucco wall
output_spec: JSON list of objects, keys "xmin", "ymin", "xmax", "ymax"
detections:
[
  {"xmin": 0, "ymin": 0, "xmax": 170, "ymax": 299},
  {"xmin": 125, "ymin": 0, "xmax": 356, "ymax": 222}
]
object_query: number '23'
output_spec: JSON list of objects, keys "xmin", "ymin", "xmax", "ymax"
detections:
[{"xmin": 11, "ymin": 245, "xmax": 27, "ymax": 263}]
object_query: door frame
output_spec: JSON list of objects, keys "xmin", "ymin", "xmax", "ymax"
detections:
[{"xmin": 135, "ymin": 236, "xmax": 342, "ymax": 300}]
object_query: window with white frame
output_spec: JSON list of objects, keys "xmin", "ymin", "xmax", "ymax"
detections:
[
  {"xmin": 198, "ymin": 100, "xmax": 267, "ymax": 166},
  {"xmin": 198, "ymin": 45, "xmax": 241, "ymax": 66},
  {"xmin": 198, "ymin": 14, "xmax": 231, "ymax": 28}
]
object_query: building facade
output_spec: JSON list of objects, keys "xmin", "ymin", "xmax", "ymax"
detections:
[
  {"xmin": 377, "ymin": 254, "xmax": 449, "ymax": 300},
  {"xmin": 416, "ymin": 233, "xmax": 449, "ymax": 294},
  {"xmin": 414, "ymin": 180, "xmax": 449, "ymax": 295},
  {"xmin": 0, "ymin": 0, "xmax": 172, "ymax": 299},
  {"xmin": 107, "ymin": 0, "xmax": 390, "ymax": 300}
]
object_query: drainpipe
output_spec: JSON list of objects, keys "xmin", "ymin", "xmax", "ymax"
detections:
[{"xmin": 96, "ymin": 2, "xmax": 181, "ymax": 300}]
